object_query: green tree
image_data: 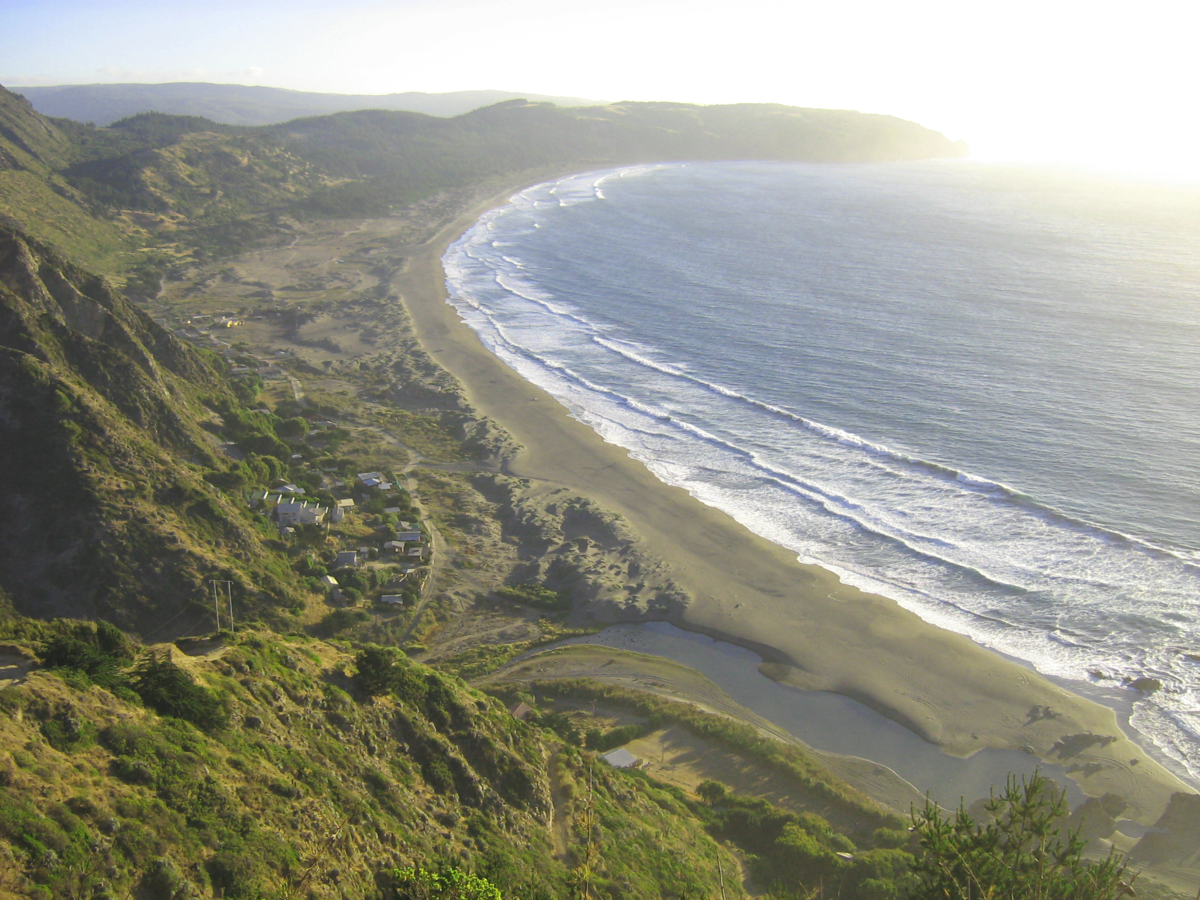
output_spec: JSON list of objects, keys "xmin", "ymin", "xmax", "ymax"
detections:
[
  {"xmin": 908, "ymin": 773, "xmax": 1133, "ymax": 900},
  {"xmin": 354, "ymin": 645, "xmax": 405, "ymax": 696},
  {"xmin": 389, "ymin": 865, "xmax": 502, "ymax": 900},
  {"xmin": 129, "ymin": 651, "xmax": 228, "ymax": 732}
]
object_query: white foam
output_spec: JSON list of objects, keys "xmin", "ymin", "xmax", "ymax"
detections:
[{"xmin": 443, "ymin": 165, "xmax": 1200, "ymax": 784}]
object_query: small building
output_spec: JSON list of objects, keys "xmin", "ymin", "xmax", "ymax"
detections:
[
  {"xmin": 383, "ymin": 507, "xmax": 402, "ymax": 515},
  {"xmin": 331, "ymin": 498, "xmax": 355, "ymax": 523},
  {"xmin": 276, "ymin": 484, "xmax": 306, "ymax": 495},
  {"xmin": 320, "ymin": 575, "xmax": 339, "ymax": 591},
  {"xmin": 406, "ymin": 545, "xmax": 426, "ymax": 559},
  {"xmin": 509, "ymin": 702, "xmax": 534, "ymax": 722},
  {"xmin": 394, "ymin": 530, "xmax": 421, "ymax": 543},
  {"xmin": 334, "ymin": 551, "xmax": 359, "ymax": 569},
  {"xmin": 380, "ymin": 594, "xmax": 405, "ymax": 606},
  {"xmin": 383, "ymin": 541, "xmax": 405, "ymax": 553},
  {"xmin": 356, "ymin": 472, "xmax": 392, "ymax": 491},
  {"xmin": 601, "ymin": 748, "xmax": 640, "ymax": 769},
  {"xmin": 276, "ymin": 499, "xmax": 328, "ymax": 527}
]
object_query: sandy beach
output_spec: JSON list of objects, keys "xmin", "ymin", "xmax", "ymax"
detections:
[{"xmin": 389, "ymin": 175, "xmax": 1194, "ymax": 824}]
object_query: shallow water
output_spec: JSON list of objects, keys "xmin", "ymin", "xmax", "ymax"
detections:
[
  {"xmin": 445, "ymin": 160, "xmax": 1200, "ymax": 781},
  {"xmin": 560, "ymin": 621, "xmax": 1084, "ymax": 808}
]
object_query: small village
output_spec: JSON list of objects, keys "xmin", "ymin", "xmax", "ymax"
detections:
[{"xmin": 249, "ymin": 470, "xmax": 431, "ymax": 609}]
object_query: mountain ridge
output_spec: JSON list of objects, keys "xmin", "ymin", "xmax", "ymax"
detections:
[{"xmin": 17, "ymin": 83, "xmax": 606, "ymax": 127}]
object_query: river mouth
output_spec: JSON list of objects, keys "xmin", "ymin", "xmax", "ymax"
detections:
[{"xmin": 554, "ymin": 621, "xmax": 1085, "ymax": 809}]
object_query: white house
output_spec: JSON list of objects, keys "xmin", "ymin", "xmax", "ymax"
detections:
[{"xmin": 276, "ymin": 499, "xmax": 327, "ymax": 527}]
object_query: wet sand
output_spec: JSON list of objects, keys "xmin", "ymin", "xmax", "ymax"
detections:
[{"xmin": 388, "ymin": 174, "xmax": 1194, "ymax": 824}]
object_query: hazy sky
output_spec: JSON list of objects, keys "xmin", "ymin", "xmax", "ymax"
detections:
[{"xmin": 3, "ymin": 0, "xmax": 1197, "ymax": 180}]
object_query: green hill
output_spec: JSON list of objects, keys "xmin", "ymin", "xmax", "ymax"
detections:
[
  {"xmin": 0, "ymin": 225, "xmax": 307, "ymax": 633},
  {"xmin": 18, "ymin": 83, "xmax": 605, "ymax": 127},
  {"xmin": 0, "ymin": 81, "xmax": 966, "ymax": 271},
  {"xmin": 0, "ymin": 89, "xmax": 130, "ymax": 270},
  {"xmin": 0, "ymin": 629, "xmax": 749, "ymax": 899}
]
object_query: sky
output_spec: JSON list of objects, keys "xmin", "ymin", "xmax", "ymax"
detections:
[{"xmin": 3, "ymin": 0, "xmax": 1198, "ymax": 181}]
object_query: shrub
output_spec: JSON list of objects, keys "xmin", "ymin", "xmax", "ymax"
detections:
[
  {"xmin": 389, "ymin": 864, "xmax": 502, "ymax": 900},
  {"xmin": 909, "ymin": 772, "xmax": 1133, "ymax": 900},
  {"xmin": 129, "ymin": 652, "xmax": 228, "ymax": 732},
  {"xmin": 38, "ymin": 620, "xmax": 136, "ymax": 694},
  {"xmin": 354, "ymin": 645, "xmax": 406, "ymax": 696}
]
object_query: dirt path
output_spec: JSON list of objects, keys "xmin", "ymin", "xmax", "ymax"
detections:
[
  {"xmin": 0, "ymin": 651, "xmax": 32, "ymax": 688},
  {"xmin": 398, "ymin": 472, "xmax": 450, "ymax": 644},
  {"xmin": 547, "ymin": 748, "xmax": 572, "ymax": 859}
]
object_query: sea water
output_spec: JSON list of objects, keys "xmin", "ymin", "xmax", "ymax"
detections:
[{"xmin": 443, "ymin": 161, "xmax": 1200, "ymax": 783}]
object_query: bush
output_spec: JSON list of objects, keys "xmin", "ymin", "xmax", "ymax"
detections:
[
  {"xmin": 129, "ymin": 652, "xmax": 228, "ymax": 732},
  {"xmin": 38, "ymin": 620, "xmax": 137, "ymax": 697},
  {"xmin": 909, "ymin": 772, "xmax": 1133, "ymax": 900},
  {"xmin": 354, "ymin": 645, "xmax": 406, "ymax": 696},
  {"xmin": 389, "ymin": 865, "xmax": 502, "ymax": 900},
  {"xmin": 497, "ymin": 583, "xmax": 566, "ymax": 610}
]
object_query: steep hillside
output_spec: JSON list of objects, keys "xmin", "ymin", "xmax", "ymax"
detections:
[
  {"xmin": 0, "ymin": 627, "xmax": 750, "ymax": 900},
  {"xmin": 0, "ymin": 88, "xmax": 129, "ymax": 269},
  {"xmin": 0, "ymin": 226, "xmax": 304, "ymax": 632}
]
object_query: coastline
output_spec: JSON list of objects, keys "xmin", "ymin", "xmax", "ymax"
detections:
[{"xmin": 388, "ymin": 169, "xmax": 1194, "ymax": 823}]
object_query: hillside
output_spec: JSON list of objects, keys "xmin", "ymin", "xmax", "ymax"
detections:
[
  {"xmin": 0, "ymin": 81, "xmax": 966, "ymax": 272},
  {"xmin": 18, "ymin": 83, "xmax": 605, "ymax": 127},
  {"xmin": 0, "ymin": 89, "xmax": 130, "ymax": 269},
  {"xmin": 0, "ymin": 225, "xmax": 312, "ymax": 633},
  {"xmin": 0, "ymin": 627, "xmax": 753, "ymax": 899}
]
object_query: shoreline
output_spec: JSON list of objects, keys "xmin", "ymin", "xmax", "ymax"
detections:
[{"xmin": 388, "ymin": 168, "xmax": 1195, "ymax": 823}]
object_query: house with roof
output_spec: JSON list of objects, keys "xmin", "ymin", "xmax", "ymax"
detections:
[
  {"xmin": 394, "ymin": 530, "xmax": 421, "ymax": 543},
  {"xmin": 356, "ymin": 472, "xmax": 393, "ymax": 492},
  {"xmin": 328, "ymin": 497, "xmax": 354, "ymax": 522},
  {"xmin": 334, "ymin": 550, "xmax": 359, "ymax": 569},
  {"xmin": 275, "ymin": 499, "xmax": 328, "ymax": 527},
  {"xmin": 509, "ymin": 702, "xmax": 535, "ymax": 722},
  {"xmin": 601, "ymin": 748, "xmax": 640, "ymax": 769}
]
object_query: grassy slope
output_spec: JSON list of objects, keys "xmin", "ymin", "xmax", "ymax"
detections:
[
  {"xmin": 0, "ymin": 629, "xmax": 744, "ymax": 900},
  {"xmin": 0, "ymin": 226, "xmax": 306, "ymax": 632},
  {"xmin": 0, "ymin": 88, "xmax": 130, "ymax": 271}
]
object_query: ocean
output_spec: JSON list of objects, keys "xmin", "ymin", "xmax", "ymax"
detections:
[{"xmin": 443, "ymin": 160, "xmax": 1200, "ymax": 783}]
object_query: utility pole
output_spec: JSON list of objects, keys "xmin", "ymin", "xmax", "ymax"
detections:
[
  {"xmin": 716, "ymin": 846, "xmax": 727, "ymax": 900},
  {"xmin": 226, "ymin": 581, "xmax": 235, "ymax": 634},
  {"xmin": 211, "ymin": 580, "xmax": 235, "ymax": 634},
  {"xmin": 210, "ymin": 580, "xmax": 221, "ymax": 633}
]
